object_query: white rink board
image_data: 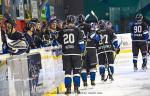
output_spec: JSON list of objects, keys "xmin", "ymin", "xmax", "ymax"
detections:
[{"xmin": 116, "ymin": 33, "xmax": 132, "ymax": 51}]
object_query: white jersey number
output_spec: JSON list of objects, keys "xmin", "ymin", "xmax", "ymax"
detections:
[
  {"xmin": 104, "ymin": 35, "xmax": 108, "ymax": 44},
  {"xmin": 99, "ymin": 35, "xmax": 108, "ymax": 44},
  {"xmin": 134, "ymin": 26, "xmax": 142, "ymax": 33},
  {"xmin": 63, "ymin": 34, "xmax": 75, "ymax": 44}
]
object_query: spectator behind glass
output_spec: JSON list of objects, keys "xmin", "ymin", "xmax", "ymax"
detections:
[
  {"xmin": 56, "ymin": 19, "xmax": 63, "ymax": 31},
  {"xmin": 44, "ymin": 17, "xmax": 59, "ymax": 46},
  {"xmin": 1, "ymin": 14, "xmax": 29, "ymax": 54},
  {"xmin": 24, "ymin": 21, "xmax": 37, "ymax": 49},
  {"xmin": 31, "ymin": 18, "xmax": 46, "ymax": 48}
]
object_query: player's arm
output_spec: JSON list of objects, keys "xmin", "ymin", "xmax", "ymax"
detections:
[
  {"xmin": 112, "ymin": 32, "xmax": 120, "ymax": 54},
  {"xmin": 57, "ymin": 30, "xmax": 63, "ymax": 45},
  {"xmin": 89, "ymin": 23, "xmax": 101, "ymax": 42},
  {"xmin": 143, "ymin": 23, "xmax": 149, "ymax": 40},
  {"xmin": 90, "ymin": 31, "xmax": 101, "ymax": 42},
  {"xmin": 77, "ymin": 29, "xmax": 85, "ymax": 53},
  {"xmin": 130, "ymin": 24, "xmax": 135, "ymax": 40},
  {"xmin": 112, "ymin": 33, "xmax": 118, "ymax": 48}
]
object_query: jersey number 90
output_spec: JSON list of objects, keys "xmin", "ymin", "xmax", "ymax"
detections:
[
  {"xmin": 63, "ymin": 34, "xmax": 75, "ymax": 44},
  {"xmin": 134, "ymin": 26, "xmax": 142, "ymax": 33}
]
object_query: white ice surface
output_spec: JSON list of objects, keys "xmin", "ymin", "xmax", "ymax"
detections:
[{"xmin": 58, "ymin": 52, "xmax": 150, "ymax": 96}]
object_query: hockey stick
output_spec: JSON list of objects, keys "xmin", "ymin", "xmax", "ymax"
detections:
[
  {"xmin": 91, "ymin": 10, "xmax": 99, "ymax": 22},
  {"xmin": 85, "ymin": 14, "xmax": 90, "ymax": 21},
  {"xmin": 114, "ymin": 37, "xmax": 123, "ymax": 60},
  {"xmin": 104, "ymin": 37, "xmax": 123, "ymax": 81},
  {"xmin": 103, "ymin": 45, "xmax": 113, "ymax": 82}
]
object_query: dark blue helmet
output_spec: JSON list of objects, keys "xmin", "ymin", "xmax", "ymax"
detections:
[
  {"xmin": 49, "ymin": 15, "xmax": 57, "ymax": 24},
  {"xmin": 26, "ymin": 21, "xmax": 36, "ymax": 29},
  {"xmin": 105, "ymin": 21, "xmax": 112, "ymax": 29},
  {"xmin": 98, "ymin": 20, "xmax": 106, "ymax": 30},
  {"xmin": 66, "ymin": 15, "xmax": 76, "ymax": 24},
  {"xmin": 3, "ymin": 14, "xmax": 16, "ymax": 27},
  {"xmin": 135, "ymin": 13, "xmax": 143, "ymax": 21},
  {"xmin": 30, "ymin": 18, "xmax": 40, "ymax": 23},
  {"xmin": 56, "ymin": 19, "xmax": 62, "ymax": 23},
  {"xmin": 77, "ymin": 14, "xmax": 85, "ymax": 23}
]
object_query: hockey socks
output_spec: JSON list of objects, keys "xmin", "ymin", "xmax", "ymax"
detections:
[
  {"xmin": 99, "ymin": 66, "xmax": 105, "ymax": 75},
  {"xmin": 73, "ymin": 75, "xmax": 80, "ymax": 87},
  {"xmin": 133, "ymin": 55, "xmax": 138, "ymax": 65},
  {"xmin": 90, "ymin": 72, "xmax": 96, "ymax": 81},
  {"xmin": 90, "ymin": 68, "xmax": 96, "ymax": 81},
  {"xmin": 81, "ymin": 70, "xmax": 87, "ymax": 82},
  {"xmin": 99, "ymin": 66, "xmax": 105, "ymax": 80},
  {"xmin": 65, "ymin": 75, "xmax": 72, "ymax": 88}
]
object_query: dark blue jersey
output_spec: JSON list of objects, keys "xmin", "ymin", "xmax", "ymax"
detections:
[
  {"xmin": 58, "ymin": 25, "xmax": 84, "ymax": 54},
  {"xmin": 131, "ymin": 21, "xmax": 149, "ymax": 41},
  {"xmin": 78, "ymin": 23, "xmax": 96, "ymax": 48},
  {"xmin": 96, "ymin": 29, "xmax": 118, "ymax": 54}
]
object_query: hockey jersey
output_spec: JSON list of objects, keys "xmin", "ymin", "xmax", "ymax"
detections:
[
  {"xmin": 96, "ymin": 29, "xmax": 118, "ymax": 54},
  {"xmin": 131, "ymin": 21, "xmax": 149, "ymax": 41},
  {"xmin": 58, "ymin": 25, "xmax": 84, "ymax": 54},
  {"xmin": 78, "ymin": 23, "xmax": 96, "ymax": 48}
]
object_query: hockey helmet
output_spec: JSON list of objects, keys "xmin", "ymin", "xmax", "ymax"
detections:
[
  {"xmin": 66, "ymin": 15, "xmax": 76, "ymax": 24},
  {"xmin": 3, "ymin": 17, "xmax": 16, "ymax": 27},
  {"xmin": 98, "ymin": 20, "xmax": 106, "ymax": 30},
  {"xmin": 105, "ymin": 21, "xmax": 112, "ymax": 29},
  {"xmin": 135, "ymin": 13, "xmax": 143, "ymax": 21},
  {"xmin": 26, "ymin": 21, "xmax": 36, "ymax": 30},
  {"xmin": 77, "ymin": 14, "xmax": 85, "ymax": 23},
  {"xmin": 30, "ymin": 18, "xmax": 40, "ymax": 23}
]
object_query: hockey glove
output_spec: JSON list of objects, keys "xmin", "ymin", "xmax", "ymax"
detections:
[
  {"xmin": 79, "ymin": 41, "xmax": 85, "ymax": 53},
  {"xmin": 143, "ymin": 31, "xmax": 149, "ymax": 40},
  {"xmin": 115, "ymin": 48, "xmax": 120, "ymax": 54}
]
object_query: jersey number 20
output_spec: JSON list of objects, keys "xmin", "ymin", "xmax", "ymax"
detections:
[
  {"xmin": 63, "ymin": 34, "xmax": 75, "ymax": 44},
  {"xmin": 134, "ymin": 26, "xmax": 142, "ymax": 33}
]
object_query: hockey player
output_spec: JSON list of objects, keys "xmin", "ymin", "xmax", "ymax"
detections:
[
  {"xmin": 44, "ymin": 16, "xmax": 59, "ymax": 46},
  {"xmin": 1, "ymin": 14, "xmax": 29, "ymax": 54},
  {"xmin": 130, "ymin": 13, "xmax": 149, "ymax": 71},
  {"xmin": 56, "ymin": 19, "xmax": 63, "ymax": 31},
  {"xmin": 24, "ymin": 20, "xmax": 37, "ymax": 49},
  {"xmin": 105, "ymin": 21, "xmax": 113, "ymax": 29},
  {"xmin": 57, "ymin": 15, "xmax": 85, "ymax": 94},
  {"xmin": 31, "ymin": 18, "xmax": 46, "ymax": 48},
  {"xmin": 77, "ymin": 14, "xmax": 99, "ymax": 87},
  {"xmin": 96, "ymin": 20, "xmax": 120, "ymax": 81}
]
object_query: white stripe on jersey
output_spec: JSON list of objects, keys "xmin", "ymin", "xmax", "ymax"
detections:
[
  {"xmin": 79, "ymin": 41, "xmax": 84, "ymax": 44},
  {"xmin": 63, "ymin": 54, "xmax": 81, "ymax": 56},
  {"xmin": 86, "ymin": 47, "xmax": 96, "ymax": 48},
  {"xmin": 90, "ymin": 33, "xmax": 96, "ymax": 39},
  {"xmin": 73, "ymin": 74, "xmax": 80, "ymax": 77},
  {"xmin": 65, "ymin": 74, "xmax": 71, "ymax": 77},
  {"xmin": 132, "ymin": 40, "xmax": 147, "ymax": 42},
  {"xmin": 143, "ymin": 31, "xmax": 149, "ymax": 34},
  {"xmin": 97, "ymin": 51, "xmax": 114, "ymax": 55},
  {"xmin": 112, "ymin": 38, "xmax": 118, "ymax": 43}
]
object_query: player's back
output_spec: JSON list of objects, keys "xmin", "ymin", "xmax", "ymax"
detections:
[
  {"xmin": 78, "ymin": 23, "xmax": 96, "ymax": 47},
  {"xmin": 78, "ymin": 23, "xmax": 90, "ymax": 35},
  {"xmin": 96, "ymin": 29, "xmax": 116, "ymax": 53},
  {"xmin": 58, "ymin": 26, "xmax": 83, "ymax": 54},
  {"xmin": 131, "ymin": 21, "xmax": 148, "ymax": 41}
]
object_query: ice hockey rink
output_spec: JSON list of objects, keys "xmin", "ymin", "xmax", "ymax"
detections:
[{"xmin": 58, "ymin": 52, "xmax": 150, "ymax": 96}]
